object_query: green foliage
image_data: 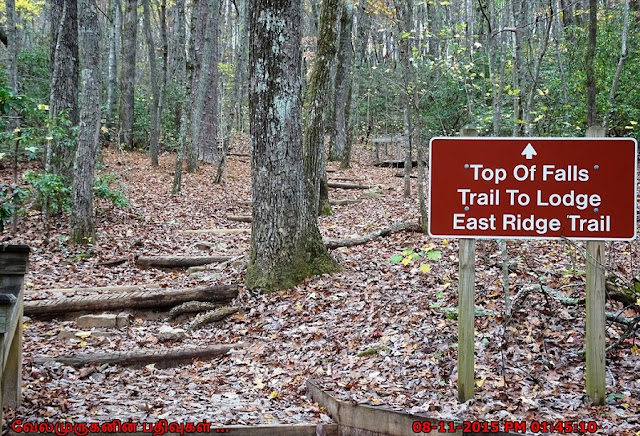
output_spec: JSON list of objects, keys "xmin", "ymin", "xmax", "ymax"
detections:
[
  {"xmin": 0, "ymin": 183, "xmax": 28, "ymax": 232},
  {"xmin": 23, "ymin": 171, "xmax": 71, "ymax": 215},
  {"xmin": 389, "ymin": 244, "xmax": 442, "ymax": 274},
  {"xmin": 93, "ymin": 173, "xmax": 128, "ymax": 208},
  {"xmin": 132, "ymin": 94, "xmax": 151, "ymax": 149},
  {"xmin": 16, "ymin": 47, "xmax": 50, "ymax": 102}
]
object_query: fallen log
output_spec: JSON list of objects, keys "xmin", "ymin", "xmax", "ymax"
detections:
[
  {"xmin": 24, "ymin": 284, "xmax": 238, "ymax": 316},
  {"xmin": 168, "ymin": 301, "xmax": 221, "ymax": 319},
  {"xmin": 179, "ymin": 228, "xmax": 250, "ymax": 235},
  {"xmin": 327, "ymin": 181, "xmax": 371, "ymax": 190},
  {"xmin": 32, "ymin": 284, "xmax": 161, "ymax": 295},
  {"xmin": 228, "ymin": 215, "xmax": 252, "ymax": 223},
  {"xmin": 32, "ymin": 343, "xmax": 242, "ymax": 367},
  {"xmin": 136, "ymin": 255, "xmax": 232, "ymax": 268},
  {"xmin": 324, "ymin": 221, "xmax": 422, "ymax": 249}
]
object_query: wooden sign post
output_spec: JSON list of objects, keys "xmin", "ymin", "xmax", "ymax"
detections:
[{"xmin": 428, "ymin": 134, "xmax": 637, "ymax": 404}]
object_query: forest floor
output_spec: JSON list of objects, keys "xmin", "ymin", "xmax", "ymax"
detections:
[{"xmin": 2, "ymin": 138, "xmax": 640, "ymax": 434}]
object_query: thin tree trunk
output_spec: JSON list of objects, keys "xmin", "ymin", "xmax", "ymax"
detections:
[
  {"xmin": 118, "ymin": 0, "xmax": 137, "ymax": 148},
  {"xmin": 143, "ymin": 0, "xmax": 161, "ymax": 166},
  {"xmin": 304, "ymin": 0, "xmax": 339, "ymax": 216},
  {"xmin": 106, "ymin": 0, "xmax": 121, "ymax": 127},
  {"xmin": 172, "ymin": 0, "xmax": 193, "ymax": 194},
  {"xmin": 71, "ymin": 0, "xmax": 101, "ymax": 244},
  {"xmin": 5, "ymin": 0, "xmax": 18, "ymax": 92},
  {"xmin": 329, "ymin": 1, "xmax": 354, "ymax": 164},
  {"xmin": 603, "ymin": 0, "xmax": 629, "ymax": 133},
  {"xmin": 586, "ymin": 0, "xmax": 598, "ymax": 127},
  {"xmin": 48, "ymin": 0, "xmax": 79, "ymax": 180}
]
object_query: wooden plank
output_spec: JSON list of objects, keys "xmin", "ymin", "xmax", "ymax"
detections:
[
  {"xmin": 8, "ymin": 424, "xmax": 339, "ymax": 436},
  {"xmin": 34, "ymin": 284, "xmax": 161, "ymax": 295},
  {"xmin": 23, "ymin": 284, "xmax": 238, "ymax": 316},
  {"xmin": 457, "ymin": 238, "xmax": 475, "ymax": 403},
  {"xmin": 327, "ymin": 181, "xmax": 371, "ymax": 190},
  {"xmin": 0, "ymin": 245, "xmax": 30, "ymax": 274},
  {"xmin": 136, "ymin": 255, "xmax": 233, "ymax": 268},
  {"xmin": 306, "ymin": 379, "xmax": 518, "ymax": 436},
  {"xmin": 32, "ymin": 343, "xmax": 243, "ymax": 367},
  {"xmin": 179, "ymin": 228, "xmax": 251, "ymax": 235}
]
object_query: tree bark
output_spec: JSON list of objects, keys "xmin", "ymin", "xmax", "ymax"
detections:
[
  {"xmin": 32, "ymin": 344, "xmax": 240, "ymax": 367},
  {"xmin": 48, "ymin": 0, "xmax": 79, "ymax": 180},
  {"xmin": 24, "ymin": 284, "xmax": 238, "ymax": 315},
  {"xmin": 189, "ymin": 0, "xmax": 220, "ymax": 170},
  {"xmin": 135, "ymin": 255, "xmax": 233, "ymax": 268},
  {"xmin": 118, "ymin": 0, "xmax": 137, "ymax": 148},
  {"xmin": 106, "ymin": 0, "xmax": 121, "ymax": 127},
  {"xmin": 5, "ymin": 0, "xmax": 18, "ymax": 92},
  {"xmin": 70, "ymin": 0, "xmax": 101, "ymax": 244},
  {"xmin": 329, "ymin": 1, "xmax": 354, "ymax": 164},
  {"xmin": 246, "ymin": 0, "xmax": 339, "ymax": 292},
  {"xmin": 143, "ymin": 0, "xmax": 161, "ymax": 166},
  {"xmin": 304, "ymin": 0, "xmax": 339, "ymax": 216},
  {"xmin": 586, "ymin": 0, "xmax": 598, "ymax": 127}
]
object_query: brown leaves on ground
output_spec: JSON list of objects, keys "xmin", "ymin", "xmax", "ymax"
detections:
[{"xmin": 2, "ymin": 141, "xmax": 640, "ymax": 434}]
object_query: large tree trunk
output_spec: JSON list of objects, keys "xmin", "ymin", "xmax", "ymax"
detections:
[
  {"xmin": 118, "ymin": 0, "xmax": 137, "ymax": 148},
  {"xmin": 70, "ymin": 0, "xmax": 101, "ymax": 244},
  {"xmin": 48, "ymin": 0, "xmax": 79, "ymax": 180},
  {"xmin": 328, "ymin": 1, "xmax": 354, "ymax": 165},
  {"xmin": 143, "ymin": 0, "xmax": 160, "ymax": 166},
  {"xmin": 246, "ymin": 0, "xmax": 339, "ymax": 292},
  {"xmin": 304, "ymin": 0, "xmax": 339, "ymax": 217}
]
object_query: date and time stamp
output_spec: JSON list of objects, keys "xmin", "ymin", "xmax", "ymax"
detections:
[{"xmin": 412, "ymin": 420, "xmax": 598, "ymax": 434}]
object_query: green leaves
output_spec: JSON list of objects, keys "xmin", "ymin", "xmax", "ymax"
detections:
[{"xmin": 388, "ymin": 244, "xmax": 443, "ymax": 274}]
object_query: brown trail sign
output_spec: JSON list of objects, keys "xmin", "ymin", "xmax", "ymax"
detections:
[
  {"xmin": 429, "ymin": 134, "xmax": 637, "ymax": 405},
  {"xmin": 428, "ymin": 137, "xmax": 637, "ymax": 241}
]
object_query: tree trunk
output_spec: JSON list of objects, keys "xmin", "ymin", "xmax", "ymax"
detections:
[
  {"xmin": 246, "ymin": 0, "xmax": 339, "ymax": 292},
  {"xmin": 70, "ymin": 0, "xmax": 101, "ymax": 244},
  {"xmin": 172, "ymin": 0, "xmax": 194, "ymax": 194},
  {"xmin": 586, "ymin": 0, "xmax": 597, "ymax": 127},
  {"xmin": 106, "ymin": 0, "xmax": 121, "ymax": 127},
  {"xmin": 304, "ymin": 0, "xmax": 339, "ymax": 217},
  {"xmin": 135, "ymin": 255, "xmax": 233, "ymax": 268},
  {"xmin": 189, "ymin": 0, "xmax": 220, "ymax": 170},
  {"xmin": 329, "ymin": 1, "xmax": 354, "ymax": 164},
  {"xmin": 603, "ymin": 0, "xmax": 629, "ymax": 133},
  {"xmin": 48, "ymin": 0, "xmax": 79, "ymax": 180},
  {"xmin": 118, "ymin": 0, "xmax": 137, "ymax": 148},
  {"xmin": 5, "ymin": 0, "xmax": 18, "ymax": 92},
  {"xmin": 143, "ymin": 0, "xmax": 161, "ymax": 166}
]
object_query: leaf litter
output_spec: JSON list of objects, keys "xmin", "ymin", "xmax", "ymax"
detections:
[{"xmin": 2, "ymin": 142, "xmax": 640, "ymax": 434}]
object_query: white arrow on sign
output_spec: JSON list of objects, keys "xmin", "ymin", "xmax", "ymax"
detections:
[{"xmin": 521, "ymin": 143, "xmax": 537, "ymax": 160}]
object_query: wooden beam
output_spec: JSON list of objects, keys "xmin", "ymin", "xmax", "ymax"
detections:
[
  {"xmin": 227, "ymin": 215, "xmax": 253, "ymax": 223},
  {"xmin": 179, "ymin": 228, "xmax": 250, "ymax": 235},
  {"xmin": 457, "ymin": 238, "xmax": 476, "ymax": 402},
  {"xmin": 32, "ymin": 343, "xmax": 243, "ymax": 367},
  {"xmin": 24, "ymin": 284, "xmax": 238, "ymax": 316},
  {"xmin": 136, "ymin": 255, "xmax": 232, "ymax": 268},
  {"xmin": 327, "ymin": 181, "xmax": 371, "ymax": 190}
]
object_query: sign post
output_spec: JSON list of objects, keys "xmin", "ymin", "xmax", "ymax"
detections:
[{"xmin": 428, "ymin": 135, "xmax": 637, "ymax": 404}]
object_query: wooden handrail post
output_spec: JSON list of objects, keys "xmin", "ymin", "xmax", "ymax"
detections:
[{"xmin": 0, "ymin": 245, "xmax": 30, "ymax": 424}]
